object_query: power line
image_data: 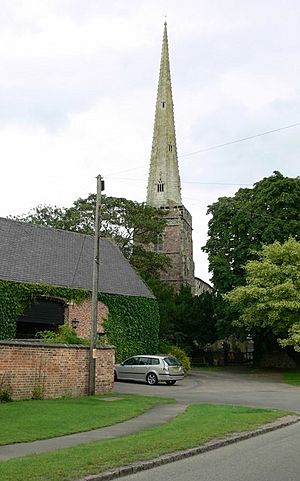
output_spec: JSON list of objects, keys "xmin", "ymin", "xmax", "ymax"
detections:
[
  {"xmin": 182, "ymin": 181, "xmax": 252, "ymax": 185},
  {"xmin": 180, "ymin": 121, "xmax": 300, "ymax": 157},
  {"xmin": 104, "ymin": 176, "xmax": 252, "ymax": 186},
  {"xmin": 105, "ymin": 120, "xmax": 300, "ymax": 177}
]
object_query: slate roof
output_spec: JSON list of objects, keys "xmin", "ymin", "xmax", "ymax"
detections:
[{"xmin": 0, "ymin": 217, "xmax": 154, "ymax": 299}]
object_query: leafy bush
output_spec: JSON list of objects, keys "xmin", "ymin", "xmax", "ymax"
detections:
[
  {"xmin": 36, "ymin": 324, "xmax": 89, "ymax": 345},
  {"xmin": 32, "ymin": 385, "xmax": 46, "ymax": 400},
  {"xmin": 161, "ymin": 344, "xmax": 191, "ymax": 372},
  {"xmin": 0, "ymin": 386, "xmax": 12, "ymax": 402},
  {"xmin": 0, "ymin": 373, "xmax": 13, "ymax": 402}
]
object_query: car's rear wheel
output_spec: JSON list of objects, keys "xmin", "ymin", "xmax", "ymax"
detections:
[
  {"xmin": 165, "ymin": 380, "xmax": 176, "ymax": 385},
  {"xmin": 146, "ymin": 372, "xmax": 158, "ymax": 385}
]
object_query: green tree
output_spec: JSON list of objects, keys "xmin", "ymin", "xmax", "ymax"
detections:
[
  {"xmin": 224, "ymin": 237, "xmax": 300, "ymax": 351},
  {"xmin": 12, "ymin": 194, "xmax": 170, "ymax": 279},
  {"xmin": 203, "ymin": 172, "xmax": 300, "ymax": 338},
  {"xmin": 280, "ymin": 323, "xmax": 300, "ymax": 352},
  {"xmin": 148, "ymin": 280, "xmax": 217, "ymax": 355},
  {"xmin": 203, "ymin": 171, "xmax": 300, "ymax": 294}
]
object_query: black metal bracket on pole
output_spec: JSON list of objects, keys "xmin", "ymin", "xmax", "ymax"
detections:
[{"xmin": 89, "ymin": 175, "xmax": 104, "ymax": 395}]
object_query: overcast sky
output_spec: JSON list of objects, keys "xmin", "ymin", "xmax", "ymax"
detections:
[{"xmin": 1, "ymin": 0, "xmax": 300, "ymax": 283}]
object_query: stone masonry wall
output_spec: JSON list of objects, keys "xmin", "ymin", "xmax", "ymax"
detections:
[
  {"xmin": 159, "ymin": 205, "xmax": 195, "ymax": 292},
  {"xmin": 0, "ymin": 340, "xmax": 114, "ymax": 400}
]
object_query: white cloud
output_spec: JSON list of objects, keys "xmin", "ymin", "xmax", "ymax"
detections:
[
  {"xmin": 220, "ymin": 71, "xmax": 299, "ymax": 112},
  {"xmin": 1, "ymin": 0, "xmax": 300, "ymax": 283}
]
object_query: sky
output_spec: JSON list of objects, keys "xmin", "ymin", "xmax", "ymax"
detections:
[{"xmin": 1, "ymin": 0, "xmax": 300, "ymax": 284}]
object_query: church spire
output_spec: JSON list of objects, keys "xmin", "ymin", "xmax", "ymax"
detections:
[{"xmin": 147, "ymin": 22, "xmax": 182, "ymax": 207}]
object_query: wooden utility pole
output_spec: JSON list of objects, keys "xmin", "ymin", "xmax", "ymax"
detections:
[{"xmin": 89, "ymin": 174, "xmax": 104, "ymax": 395}]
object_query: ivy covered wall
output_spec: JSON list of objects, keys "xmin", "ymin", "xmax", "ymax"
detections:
[
  {"xmin": 101, "ymin": 293, "xmax": 160, "ymax": 362},
  {"xmin": 0, "ymin": 280, "xmax": 90, "ymax": 339},
  {"xmin": 0, "ymin": 280, "xmax": 160, "ymax": 361}
]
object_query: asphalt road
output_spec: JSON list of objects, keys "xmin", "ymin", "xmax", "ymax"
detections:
[
  {"xmin": 119, "ymin": 422, "xmax": 300, "ymax": 481},
  {"xmin": 113, "ymin": 368, "xmax": 300, "ymax": 412},
  {"xmin": 113, "ymin": 369, "xmax": 300, "ymax": 481}
]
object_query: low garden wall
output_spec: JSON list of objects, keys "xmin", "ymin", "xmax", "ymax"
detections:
[{"xmin": 0, "ymin": 340, "xmax": 115, "ymax": 400}]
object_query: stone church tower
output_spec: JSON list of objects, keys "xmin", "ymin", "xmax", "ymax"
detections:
[{"xmin": 147, "ymin": 22, "xmax": 195, "ymax": 292}]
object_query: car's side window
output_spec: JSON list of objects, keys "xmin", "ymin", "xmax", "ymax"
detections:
[
  {"xmin": 124, "ymin": 357, "xmax": 137, "ymax": 366},
  {"xmin": 149, "ymin": 358, "xmax": 159, "ymax": 365}
]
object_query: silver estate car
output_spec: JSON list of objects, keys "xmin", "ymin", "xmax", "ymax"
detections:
[{"xmin": 114, "ymin": 355, "xmax": 185, "ymax": 385}]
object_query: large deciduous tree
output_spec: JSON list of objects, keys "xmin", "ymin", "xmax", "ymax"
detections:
[
  {"xmin": 13, "ymin": 194, "xmax": 170, "ymax": 280},
  {"xmin": 203, "ymin": 171, "xmax": 300, "ymax": 295},
  {"xmin": 224, "ymin": 237, "xmax": 300, "ymax": 352},
  {"xmin": 203, "ymin": 171, "xmax": 300, "ymax": 340}
]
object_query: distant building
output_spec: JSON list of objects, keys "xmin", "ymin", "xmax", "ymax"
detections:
[{"xmin": 194, "ymin": 278, "xmax": 214, "ymax": 296}]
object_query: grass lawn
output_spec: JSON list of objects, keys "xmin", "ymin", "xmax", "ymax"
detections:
[
  {"xmin": 248, "ymin": 368, "xmax": 300, "ymax": 385},
  {"xmin": 192, "ymin": 366, "xmax": 300, "ymax": 386},
  {"xmin": 0, "ymin": 394, "xmax": 174, "ymax": 445},
  {"xmin": 0, "ymin": 403, "xmax": 289, "ymax": 481},
  {"xmin": 282, "ymin": 370, "xmax": 300, "ymax": 385}
]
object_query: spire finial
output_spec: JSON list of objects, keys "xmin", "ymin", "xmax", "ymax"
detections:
[{"xmin": 164, "ymin": 14, "xmax": 167, "ymax": 25}]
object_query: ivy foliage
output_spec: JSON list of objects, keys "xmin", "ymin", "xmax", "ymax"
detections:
[
  {"xmin": 100, "ymin": 293, "xmax": 160, "ymax": 363},
  {"xmin": 0, "ymin": 281, "xmax": 160, "ymax": 364},
  {"xmin": 0, "ymin": 280, "xmax": 90, "ymax": 339}
]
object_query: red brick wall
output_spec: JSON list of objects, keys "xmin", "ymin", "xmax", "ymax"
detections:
[
  {"xmin": 0, "ymin": 341, "xmax": 115, "ymax": 400},
  {"xmin": 67, "ymin": 299, "xmax": 108, "ymax": 339}
]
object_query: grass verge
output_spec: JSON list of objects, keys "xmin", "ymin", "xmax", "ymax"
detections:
[
  {"xmin": 249, "ymin": 368, "xmax": 300, "ymax": 385},
  {"xmin": 0, "ymin": 394, "xmax": 174, "ymax": 445},
  {"xmin": 0, "ymin": 404, "xmax": 289, "ymax": 481},
  {"xmin": 192, "ymin": 366, "xmax": 300, "ymax": 386},
  {"xmin": 282, "ymin": 370, "xmax": 300, "ymax": 385}
]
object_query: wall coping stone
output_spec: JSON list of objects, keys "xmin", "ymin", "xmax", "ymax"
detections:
[{"xmin": 0, "ymin": 339, "xmax": 115, "ymax": 350}]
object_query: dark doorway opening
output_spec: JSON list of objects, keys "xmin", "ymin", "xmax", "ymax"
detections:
[{"xmin": 16, "ymin": 297, "xmax": 65, "ymax": 339}]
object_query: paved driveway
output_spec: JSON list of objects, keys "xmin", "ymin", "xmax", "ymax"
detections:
[{"xmin": 113, "ymin": 368, "xmax": 300, "ymax": 412}]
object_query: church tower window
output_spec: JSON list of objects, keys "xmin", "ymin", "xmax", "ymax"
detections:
[
  {"xmin": 168, "ymin": 144, "xmax": 173, "ymax": 152},
  {"xmin": 162, "ymin": 101, "xmax": 165, "ymax": 108},
  {"xmin": 154, "ymin": 233, "xmax": 163, "ymax": 252},
  {"xmin": 157, "ymin": 179, "xmax": 164, "ymax": 192}
]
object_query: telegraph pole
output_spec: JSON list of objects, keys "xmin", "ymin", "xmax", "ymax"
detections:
[{"xmin": 89, "ymin": 174, "xmax": 104, "ymax": 395}]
